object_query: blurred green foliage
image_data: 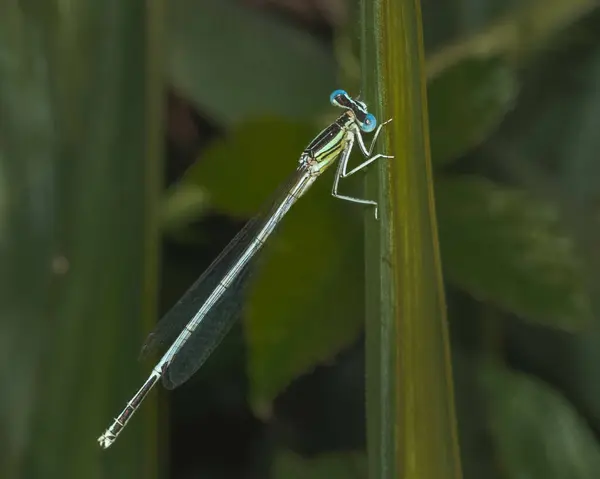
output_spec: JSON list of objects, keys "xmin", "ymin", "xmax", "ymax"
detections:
[
  {"xmin": 428, "ymin": 57, "xmax": 518, "ymax": 166},
  {"xmin": 437, "ymin": 176, "xmax": 590, "ymax": 329},
  {"xmin": 1, "ymin": 1, "xmax": 161, "ymax": 478},
  {"xmin": 273, "ymin": 450, "xmax": 367, "ymax": 478},
  {"xmin": 483, "ymin": 361, "xmax": 600, "ymax": 478},
  {"xmin": 4, "ymin": 0, "xmax": 600, "ymax": 478}
]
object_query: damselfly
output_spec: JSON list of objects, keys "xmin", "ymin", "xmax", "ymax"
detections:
[{"xmin": 98, "ymin": 90, "xmax": 393, "ymax": 449}]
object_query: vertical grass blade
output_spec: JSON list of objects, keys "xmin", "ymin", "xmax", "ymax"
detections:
[{"xmin": 360, "ymin": 1, "xmax": 463, "ymax": 478}]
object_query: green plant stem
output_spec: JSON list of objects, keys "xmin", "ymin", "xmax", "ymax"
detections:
[{"xmin": 360, "ymin": 1, "xmax": 462, "ymax": 478}]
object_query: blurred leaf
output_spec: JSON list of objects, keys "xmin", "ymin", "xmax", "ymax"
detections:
[
  {"xmin": 451, "ymin": 348, "xmax": 500, "ymax": 479},
  {"xmin": 563, "ymin": 327, "xmax": 600, "ymax": 435},
  {"xmin": 495, "ymin": 9, "xmax": 600, "ymax": 185},
  {"xmin": 184, "ymin": 119, "xmax": 364, "ymax": 412},
  {"xmin": 273, "ymin": 450, "xmax": 367, "ymax": 479},
  {"xmin": 483, "ymin": 362, "xmax": 600, "ymax": 479},
  {"xmin": 428, "ymin": 57, "xmax": 517, "ymax": 166},
  {"xmin": 161, "ymin": 182, "xmax": 210, "ymax": 232},
  {"xmin": 437, "ymin": 176, "xmax": 591, "ymax": 330},
  {"xmin": 504, "ymin": 323, "xmax": 600, "ymax": 449},
  {"xmin": 0, "ymin": 7, "xmax": 55, "ymax": 472},
  {"xmin": 496, "ymin": 16, "xmax": 600, "ymax": 322},
  {"xmin": 246, "ymin": 180, "xmax": 363, "ymax": 411},
  {"xmin": 184, "ymin": 119, "xmax": 316, "ymax": 216},
  {"xmin": 426, "ymin": 0, "xmax": 599, "ymax": 79},
  {"xmin": 0, "ymin": 1, "xmax": 161, "ymax": 478},
  {"xmin": 168, "ymin": 0, "xmax": 336, "ymax": 126},
  {"xmin": 551, "ymin": 22, "xmax": 600, "ymax": 206},
  {"xmin": 502, "ymin": 19, "xmax": 600, "ymax": 444}
]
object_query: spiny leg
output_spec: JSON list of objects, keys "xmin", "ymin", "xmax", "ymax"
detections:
[
  {"xmin": 341, "ymin": 153, "xmax": 393, "ymax": 179},
  {"xmin": 331, "ymin": 118, "xmax": 394, "ymax": 219},
  {"xmin": 331, "ymin": 139, "xmax": 380, "ymax": 219},
  {"xmin": 339, "ymin": 119, "xmax": 393, "ymax": 179}
]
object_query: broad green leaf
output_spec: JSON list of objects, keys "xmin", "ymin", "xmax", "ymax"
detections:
[
  {"xmin": 246, "ymin": 180, "xmax": 363, "ymax": 411},
  {"xmin": 483, "ymin": 362, "xmax": 600, "ymax": 479},
  {"xmin": 428, "ymin": 57, "xmax": 517, "ymax": 166},
  {"xmin": 168, "ymin": 0, "xmax": 336, "ymax": 126},
  {"xmin": 185, "ymin": 119, "xmax": 316, "ymax": 216},
  {"xmin": 273, "ymin": 450, "xmax": 367, "ymax": 479},
  {"xmin": 437, "ymin": 176, "xmax": 591, "ymax": 329}
]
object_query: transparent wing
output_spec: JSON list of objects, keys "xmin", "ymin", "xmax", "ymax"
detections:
[
  {"xmin": 162, "ymin": 251, "xmax": 254, "ymax": 389},
  {"xmin": 141, "ymin": 168, "xmax": 306, "ymax": 390},
  {"xmin": 139, "ymin": 214, "xmax": 261, "ymax": 359}
]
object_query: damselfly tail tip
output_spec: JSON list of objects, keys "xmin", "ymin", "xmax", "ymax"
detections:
[{"xmin": 98, "ymin": 431, "xmax": 115, "ymax": 449}]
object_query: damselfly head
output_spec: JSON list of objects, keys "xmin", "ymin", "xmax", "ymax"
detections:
[{"xmin": 329, "ymin": 89, "xmax": 378, "ymax": 133}]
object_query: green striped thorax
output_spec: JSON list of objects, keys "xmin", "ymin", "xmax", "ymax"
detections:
[{"xmin": 300, "ymin": 90, "xmax": 378, "ymax": 175}]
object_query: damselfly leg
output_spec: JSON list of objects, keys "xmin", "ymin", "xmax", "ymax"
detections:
[{"xmin": 331, "ymin": 118, "xmax": 394, "ymax": 219}]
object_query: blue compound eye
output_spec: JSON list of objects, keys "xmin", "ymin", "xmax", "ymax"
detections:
[
  {"xmin": 361, "ymin": 113, "xmax": 377, "ymax": 132},
  {"xmin": 330, "ymin": 89, "xmax": 347, "ymax": 105}
]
